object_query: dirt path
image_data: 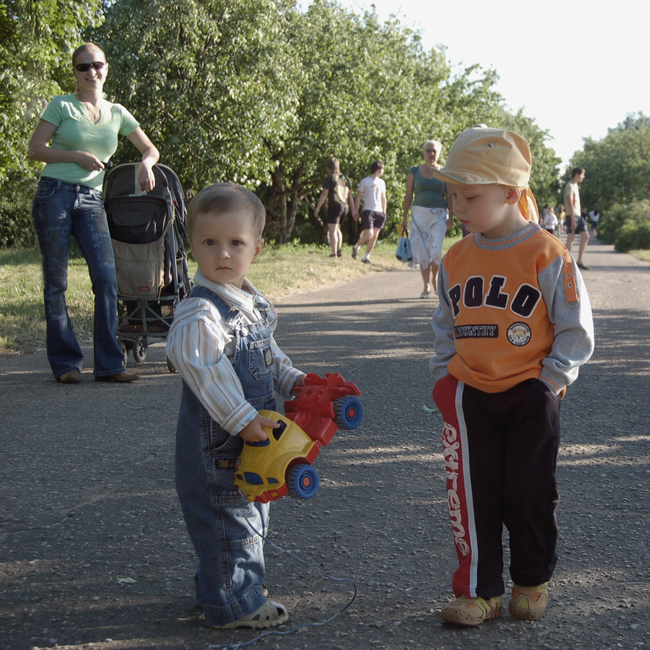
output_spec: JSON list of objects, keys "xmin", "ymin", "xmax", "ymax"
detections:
[{"xmin": 1, "ymin": 239, "xmax": 648, "ymax": 650}]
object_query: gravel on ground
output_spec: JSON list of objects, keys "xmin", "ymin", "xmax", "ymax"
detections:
[{"xmin": 1, "ymin": 238, "xmax": 648, "ymax": 650}]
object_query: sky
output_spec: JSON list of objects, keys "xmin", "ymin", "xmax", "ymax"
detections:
[{"xmin": 331, "ymin": 0, "xmax": 649, "ymax": 169}]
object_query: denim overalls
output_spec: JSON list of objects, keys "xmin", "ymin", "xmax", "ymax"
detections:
[{"xmin": 175, "ymin": 285, "xmax": 276, "ymax": 627}]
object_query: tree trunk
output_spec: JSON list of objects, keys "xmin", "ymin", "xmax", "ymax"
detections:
[
  {"xmin": 262, "ymin": 163, "xmax": 286, "ymax": 242},
  {"xmin": 260, "ymin": 143, "xmax": 327, "ymax": 243}
]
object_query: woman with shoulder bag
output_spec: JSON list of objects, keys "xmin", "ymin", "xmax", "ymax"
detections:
[
  {"xmin": 314, "ymin": 157, "xmax": 358, "ymax": 257},
  {"xmin": 402, "ymin": 140, "xmax": 453, "ymax": 298}
]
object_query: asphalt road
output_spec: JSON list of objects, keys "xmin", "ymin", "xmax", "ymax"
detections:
[{"xmin": 1, "ymin": 238, "xmax": 649, "ymax": 650}]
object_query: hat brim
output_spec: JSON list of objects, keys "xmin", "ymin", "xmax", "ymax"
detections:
[{"xmin": 433, "ymin": 168, "xmax": 528, "ymax": 190}]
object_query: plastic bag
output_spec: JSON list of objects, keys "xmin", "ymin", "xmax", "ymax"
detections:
[{"xmin": 395, "ymin": 231, "xmax": 413, "ymax": 262}]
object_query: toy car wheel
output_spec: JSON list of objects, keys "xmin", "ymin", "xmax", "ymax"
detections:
[
  {"xmin": 287, "ymin": 464, "xmax": 319, "ymax": 499},
  {"xmin": 334, "ymin": 396, "xmax": 363, "ymax": 430}
]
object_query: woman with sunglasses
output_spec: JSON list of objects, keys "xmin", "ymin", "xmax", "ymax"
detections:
[{"xmin": 27, "ymin": 43, "xmax": 159, "ymax": 384}]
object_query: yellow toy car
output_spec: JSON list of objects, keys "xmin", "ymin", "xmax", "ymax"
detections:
[
  {"xmin": 234, "ymin": 410, "xmax": 320, "ymax": 502},
  {"xmin": 234, "ymin": 373, "xmax": 363, "ymax": 503}
]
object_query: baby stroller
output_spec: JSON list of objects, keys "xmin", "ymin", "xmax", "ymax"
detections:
[{"xmin": 104, "ymin": 163, "xmax": 191, "ymax": 372}]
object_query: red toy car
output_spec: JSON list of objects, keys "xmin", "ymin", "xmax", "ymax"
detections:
[{"xmin": 234, "ymin": 373, "xmax": 363, "ymax": 503}]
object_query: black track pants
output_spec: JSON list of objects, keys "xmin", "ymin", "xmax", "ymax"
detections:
[{"xmin": 433, "ymin": 374, "xmax": 562, "ymax": 599}]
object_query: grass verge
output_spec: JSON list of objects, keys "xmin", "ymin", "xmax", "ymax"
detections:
[
  {"xmin": 3, "ymin": 238, "xmax": 648, "ymax": 354},
  {"xmin": 629, "ymin": 249, "xmax": 650, "ymax": 262},
  {"xmin": 0, "ymin": 238, "xmax": 454, "ymax": 354},
  {"xmin": 0, "ymin": 248, "xmax": 95, "ymax": 354}
]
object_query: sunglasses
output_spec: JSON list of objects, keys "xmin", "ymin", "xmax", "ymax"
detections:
[{"xmin": 75, "ymin": 61, "xmax": 106, "ymax": 72}]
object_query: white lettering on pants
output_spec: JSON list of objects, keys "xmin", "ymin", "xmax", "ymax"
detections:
[{"xmin": 443, "ymin": 421, "xmax": 470, "ymax": 556}]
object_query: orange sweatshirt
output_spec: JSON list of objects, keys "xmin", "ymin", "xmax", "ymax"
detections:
[{"xmin": 430, "ymin": 224, "xmax": 594, "ymax": 394}]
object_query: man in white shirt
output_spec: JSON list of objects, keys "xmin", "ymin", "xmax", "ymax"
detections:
[{"xmin": 352, "ymin": 161, "xmax": 387, "ymax": 264}]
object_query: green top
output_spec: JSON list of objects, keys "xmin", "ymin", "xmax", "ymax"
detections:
[
  {"xmin": 40, "ymin": 94, "xmax": 140, "ymax": 190},
  {"xmin": 410, "ymin": 165, "xmax": 447, "ymax": 209}
]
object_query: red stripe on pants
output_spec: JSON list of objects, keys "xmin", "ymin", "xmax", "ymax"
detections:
[
  {"xmin": 433, "ymin": 373, "xmax": 477, "ymax": 598},
  {"xmin": 433, "ymin": 374, "xmax": 561, "ymax": 599}
]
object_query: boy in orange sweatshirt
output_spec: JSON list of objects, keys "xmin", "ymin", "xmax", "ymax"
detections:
[{"xmin": 430, "ymin": 128, "xmax": 594, "ymax": 626}]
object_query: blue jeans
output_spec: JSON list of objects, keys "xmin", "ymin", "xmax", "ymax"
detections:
[
  {"xmin": 31, "ymin": 177, "xmax": 125, "ymax": 379},
  {"xmin": 175, "ymin": 286, "xmax": 276, "ymax": 626}
]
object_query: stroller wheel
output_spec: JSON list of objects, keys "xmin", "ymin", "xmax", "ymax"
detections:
[
  {"xmin": 133, "ymin": 339, "xmax": 147, "ymax": 363},
  {"xmin": 119, "ymin": 341, "xmax": 129, "ymax": 367}
]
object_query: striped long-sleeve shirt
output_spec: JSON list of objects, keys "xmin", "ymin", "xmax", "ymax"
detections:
[{"xmin": 166, "ymin": 270, "xmax": 304, "ymax": 436}]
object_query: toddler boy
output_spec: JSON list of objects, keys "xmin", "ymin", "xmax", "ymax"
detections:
[
  {"xmin": 167, "ymin": 183, "xmax": 305, "ymax": 629},
  {"xmin": 429, "ymin": 128, "xmax": 594, "ymax": 625}
]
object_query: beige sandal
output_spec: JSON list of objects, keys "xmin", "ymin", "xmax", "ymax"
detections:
[
  {"xmin": 508, "ymin": 582, "xmax": 548, "ymax": 620},
  {"xmin": 441, "ymin": 594, "xmax": 502, "ymax": 626},
  {"xmin": 211, "ymin": 598, "xmax": 289, "ymax": 630}
]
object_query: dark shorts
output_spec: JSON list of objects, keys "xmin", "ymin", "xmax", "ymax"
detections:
[
  {"xmin": 566, "ymin": 216, "xmax": 588, "ymax": 234},
  {"xmin": 361, "ymin": 210, "xmax": 386, "ymax": 230},
  {"xmin": 327, "ymin": 203, "xmax": 347, "ymax": 224}
]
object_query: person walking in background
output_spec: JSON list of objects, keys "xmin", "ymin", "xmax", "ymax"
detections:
[
  {"xmin": 430, "ymin": 127, "xmax": 594, "ymax": 627},
  {"xmin": 27, "ymin": 42, "xmax": 159, "ymax": 384},
  {"xmin": 589, "ymin": 209, "xmax": 600, "ymax": 237},
  {"xmin": 558, "ymin": 205, "xmax": 566, "ymax": 233},
  {"xmin": 402, "ymin": 139, "xmax": 453, "ymax": 298},
  {"xmin": 314, "ymin": 157, "xmax": 357, "ymax": 257},
  {"xmin": 564, "ymin": 166, "xmax": 590, "ymax": 270},
  {"xmin": 543, "ymin": 205, "xmax": 559, "ymax": 236},
  {"xmin": 352, "ymin": 161, "xmax": 387, "ymax": 264}
]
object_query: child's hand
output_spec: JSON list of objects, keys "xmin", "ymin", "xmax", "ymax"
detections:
[
  {"xmin": 290, "ymin": 374, "xmax": 306, "ymax": 396},
  {"xmin": 239, "ymin": 415, "xmax": 279, "ymax": 443}
]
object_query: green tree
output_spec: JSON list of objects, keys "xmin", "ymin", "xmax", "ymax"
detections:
[
  {"xmin": 93, "ymin": 0, "xmax": 511, "ymax": 242},
  {"xmin": 597, "ymin": 199, "xmax": 650, "ymax": 250},
  {"xmin": 92, "ymin": 0, "xmax": 298, "ymax": 193},
  {"xmin": 259, "ymin": 1, "xmax": 506, "ymax": 242},
  {"xmin": 572, "ymin": 113, "xmax": 650, "ymax": 213},
  {"xmin": 260, "ymin": 2, "xmax": 454, "ymax": 242},
  {"xmin": 0, "ymin": 0, "xmax": 104, "ymax": 182}
]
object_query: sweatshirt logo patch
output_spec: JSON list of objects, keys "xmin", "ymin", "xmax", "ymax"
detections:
[
  {"xmin": 454, "ymin": 324, "xmax": 498, "ymax": 339},
  {"xmin": 507, "ymin": 322, "xmax": 531, "ymax": 346}
]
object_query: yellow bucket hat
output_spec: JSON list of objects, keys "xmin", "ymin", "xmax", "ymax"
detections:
[
  {"xmin": 433, "ymin": 127, "xmax": 532, "ymax": 190},
  {"xmin": 434, "ymin": 127, "xmax": 538, "ymax": 222}
]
